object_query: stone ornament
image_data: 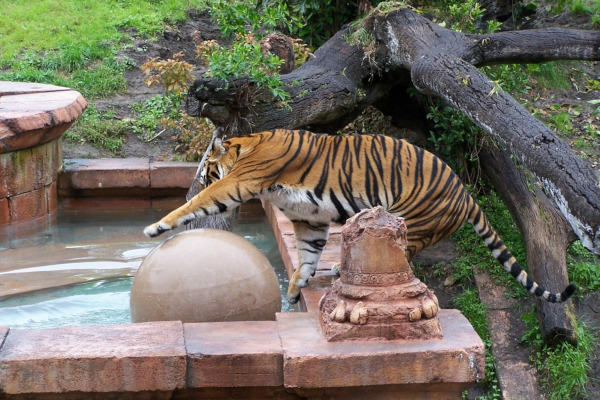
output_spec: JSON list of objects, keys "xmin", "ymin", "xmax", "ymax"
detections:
[
  {"xmin": 319, "ymin": 206, "xmax": 442, "ymax": 341},
  {"xmin": 131, "ymin": 229, "xmax": 281, "ymax": 323}
]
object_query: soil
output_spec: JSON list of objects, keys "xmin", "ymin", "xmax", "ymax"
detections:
[
  {"xmin": 61, "ymin": 5, "xmax": 600, "ymax": 399},
  {"xmin": 62, "ymin": 9, "xmax": 221, "ymax": 161}
]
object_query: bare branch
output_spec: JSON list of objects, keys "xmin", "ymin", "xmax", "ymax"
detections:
[
  {"xmin": 468, "ymin": 28, "xmax": 600, "ymax": 66},
  {"xmin": 411, "ymin": 52, "xmax": 600, "ymax": 254}
]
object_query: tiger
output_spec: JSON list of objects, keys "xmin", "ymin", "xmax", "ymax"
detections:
[{"xmin": 144, "ymin": 129, "xmax": 576, "ymax": 304}]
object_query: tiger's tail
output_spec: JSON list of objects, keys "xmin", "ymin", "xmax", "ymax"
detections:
[{"xmin": 468, "ymin": 206, "xmax": 576, "ymax": 303}]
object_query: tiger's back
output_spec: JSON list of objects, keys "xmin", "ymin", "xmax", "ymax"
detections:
[
  {"xmin": 145, "ymin": 129, "xmax": 576, "ymax": 304},
  {"xmin": 252, "ymin": 130, "xmax": 473, "ymax": 259}
]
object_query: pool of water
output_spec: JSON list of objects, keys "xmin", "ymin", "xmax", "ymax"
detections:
[
  {"xmin": 0, "ymin": 279, "xmax": 132, "ymax": 329},
  {"xmin": 0, "ymin": 203, "xmax": 298, "ymax": 329}
]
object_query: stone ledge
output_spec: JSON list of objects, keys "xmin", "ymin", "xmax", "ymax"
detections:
[
  {"xmin": 184, "ymin": 321, "xmax": 283, "ymax": 388},
  {"xmin": 0, "ymin": 322, "xmax": 186, "ymax": 395},
  {"xmin": 278, "ymin": 310, "xmax": 483, "ymax": 391},
  {"xmin": 58, "ymin": 158, "xmax": 197, "ymax": 197},
  {"xmin": 0, "ymin": 311, "xmax": 484, "ymax": 399}
]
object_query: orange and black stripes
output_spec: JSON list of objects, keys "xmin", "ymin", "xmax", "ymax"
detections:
[{"xmin": 145, "ymin": 129, "xmax": 576, "ymax": 304}]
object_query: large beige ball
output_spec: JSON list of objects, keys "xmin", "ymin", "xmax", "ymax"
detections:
[{"xmin": 130, "ymin": 229, "xmax": 281, "ymax": 323}]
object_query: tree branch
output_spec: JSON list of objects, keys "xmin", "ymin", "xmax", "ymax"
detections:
[
  {"xmin": 410, "ymin": 52, "xmax": 600, "ymax": 254},
  {"xmin": 469, "ymin": 28, "xmax": 600, "ymax": 66}
]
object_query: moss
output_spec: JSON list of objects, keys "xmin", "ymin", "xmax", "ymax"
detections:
[
  {"xmin": 373, "ymin": 1, "xmax": 413, "ymax": 15},
  {"xmin": 344, "ymin": 28, "xmax": 377, "ymax": 51},
  {"xmin": 347, "ymin": 1, "xmax": 409, "ymax": 35}
]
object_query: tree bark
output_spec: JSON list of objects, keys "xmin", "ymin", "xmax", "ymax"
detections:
[
  {"xmin": 185, "ymin": 4, "xmax": 600, "ymax": 342},
  {"xmin": 479, "ymin": 144, "xmax": 578, "ymax": 344},
  {"xmin": 374, "ymin": 91, "xmax": 581, "ymax": 343}
]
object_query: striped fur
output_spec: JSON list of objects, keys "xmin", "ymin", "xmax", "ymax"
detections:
[{"xmin": 144, "ymin": 129, "xmax": 576, "ymax": 304}]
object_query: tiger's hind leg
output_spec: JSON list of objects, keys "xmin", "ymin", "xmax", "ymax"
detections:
[
  {"xmin": 287, "ymin": 220, "xmax": 330, "ymax": 304},
  {"xmin": 331, "ymin": 262, "xmax": 341, "ymax": 275}
]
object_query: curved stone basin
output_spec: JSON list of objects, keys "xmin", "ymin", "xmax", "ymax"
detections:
[
  {"xmin": 0, "ymin": 82, "xmax": 86, "ymax": 153},
  {"xmin": 0, "ymin": 81, "xmax": 86, "ymax": 226}
]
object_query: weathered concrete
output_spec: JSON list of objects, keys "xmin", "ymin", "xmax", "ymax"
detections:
[
  {"xmin": 279, "ymin": 310, "xmax": 483, "ymax": 399},
  {"xmin": 0, "ymin": 81, "xmax": 85, "ymax": 227},
  {"xmin": 0, "ymin": 82, "xmax": 86, "ymax": 154},
  {"xmin": 474, "ymin": 273, "xmax": 544, "ymax": 400},
  {"xmin": 0, "ymin": 140, "xmax": 62, "ymax": 225},
  {"xmin": 59, "ymin": 158, "xmax": 197, "ymax": 198},
  {"xmin": 0, "ymin": 310, "xmax": 483, "ymax": 399},
  {"xmin": 185, "ymin": 321, "xmax": 283, "ymax": 388},
  {"xmin": 0, "ymin": 321, "xmax": 186, "ymax": 395}
]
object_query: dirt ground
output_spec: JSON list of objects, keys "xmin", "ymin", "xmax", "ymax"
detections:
[
  {"xmin": 62, "ymin": 9, "xmax": 220, "ymax": 161},
  {"xmin": 62, "ymin": 6, "xmax": 600, "ymax": 399}
]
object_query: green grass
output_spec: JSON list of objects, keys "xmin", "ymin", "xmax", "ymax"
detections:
[
  {"xmin": 451, "ymin": 190, "xmax": 528, "ymax": 298},
  {"xmin": 450, "ymin": 189, "xmax": 599, "ymax": 400},
  {"xmin": 527, "ymin": 62, "xmax": 574, "ymax": 91},
  {"xmin": 129, "ymin": 94, "xmax": 183, "ymax": 140},
  {"xmin": 570, "ymin": 0, "xmax": 594, "ymax": 14},
  {"xmin": 548, "ymin": 111, "xmax": 574, "ymax": 135},
  {"xmin": 568, "ymin": 241, "xmax": 600, "ymax": 293},
  {"xmin": 522, "ymin": 310, "xmax": 598, "ymax": 400},
  {"xmin": 454, "ymin": 290, "xmax": 502, "ymax": 400},
  {"xmin": 0, "ymin": 0, "xmax": 209, "ymax": 153},
  {"xmin": 64, "ymin": 105, "xmax": 130, "ymax": 153},
  {"xmin": 552, "ymin": 0, "xmax": 600, "ymax": 26},
  {"xmin": 0, "ymin": 0, "xmax": 206, "ymax": 66},
  {"xmin": 0, "ymin": 0, "xmax": 207, "ymax": 99}
]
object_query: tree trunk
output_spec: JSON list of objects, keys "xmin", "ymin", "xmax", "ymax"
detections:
[
  {"xmin": 374, "ymin": 91, "xmax": 581, "ymax": 343},
  {"xmin": 185, "ymin": 4, "xmax": 600, "ymax": 342},
  {"xmin": 479, "ymin": 144, "xmax": 578, "ymax": 344}
]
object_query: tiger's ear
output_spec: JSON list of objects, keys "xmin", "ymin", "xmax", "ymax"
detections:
[{"xmin": 213, "ymin": 138, "xmax": 227, "ymax": 156}]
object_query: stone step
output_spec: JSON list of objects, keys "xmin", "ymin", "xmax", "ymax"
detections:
[{"xmin": 59, "ymin": 158, "xmax": 198, "ymax": 197}]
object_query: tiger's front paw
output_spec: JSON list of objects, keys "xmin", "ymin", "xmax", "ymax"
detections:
[
  {"xmin": 286, "ymin": 284, "xmax": 301, "ymax": 304},
  {"xmin": 143, "ymin": 221, "xmax": 171, "ymax": 238}
]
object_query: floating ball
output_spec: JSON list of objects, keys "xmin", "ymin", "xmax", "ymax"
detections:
[{"xmin": 130, "ymin": 229, "xmax": 281, "ymax": 323}]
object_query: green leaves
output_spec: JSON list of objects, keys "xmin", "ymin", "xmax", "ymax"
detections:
[
  {"xmin": 202, "ymin": 36, "xmax": 289, "ymax": 101},
  {"xmin": 210, "ymin": 0, "xmax": 301, "ymax": 38},
  {"xmin": 65, "ymin": 105, "xmax": 129, "ymax": 153},
  {"xmin": 426, "ymin": 103, "xmax": 482, "ymax": 185},
  {"xmin": 141, "ymin": 52, "xmax": 194, "ymax": 96},
  {"xmin": 203, "ymin": 0, "xmax": 304, "ymax": 101}
]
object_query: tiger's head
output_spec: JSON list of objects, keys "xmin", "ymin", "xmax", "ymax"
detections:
[
  {"xmin": 199, "ymin": 134, "xmax": 261, "ymax": 187},
  {"xmin": 200, "ymin": 138, "xmax": 253, "ymax": 187},
  {"xmin": 199, "ymin": 138, "xmax": 238, "ymax": 187}
]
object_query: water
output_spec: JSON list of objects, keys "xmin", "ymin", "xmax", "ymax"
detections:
[
  {"xmin": 0, "ymin": 279, "xmax": 132, "ymax": 329},
  {"xmin": 0, "ymin": 203, "xmax": 298, "ymax": 329},
  {"xmin": 0, "ymin": 208, "xmax": 184, "ymax": 251}
]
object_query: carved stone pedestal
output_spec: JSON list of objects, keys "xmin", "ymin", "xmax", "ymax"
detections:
[{"xmin": 319, "ymin": 206, "xmax": 442, "ymax": 341}]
